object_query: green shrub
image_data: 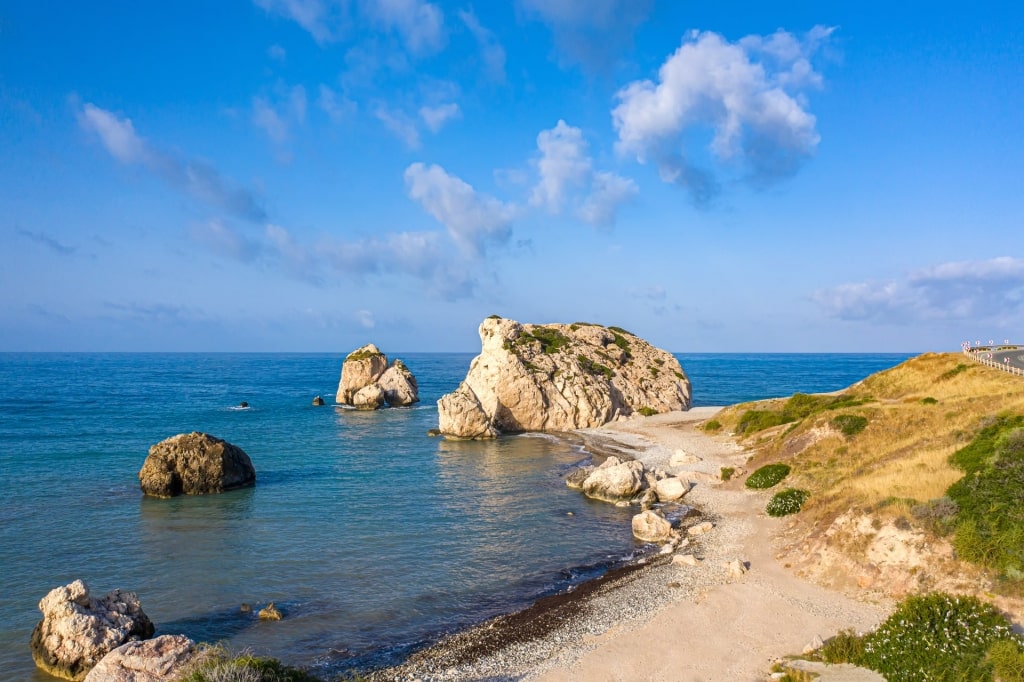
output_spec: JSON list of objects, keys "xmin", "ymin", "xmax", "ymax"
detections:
[
  {"xmin": 720, "ymin": 467, "xmax": 735, "ymax": 481},
  {"xmin": 858, "ymin": 592, "xmax": 1020, "ymax": 681},
  {"xmin": 820, "ymin": 628, "xmax": 865, "ymax": 664},
  {"xmin": 528, "ymin": 326, "xmax": 571, "ymax": 354},
  {"xmin": 766, "ymin": 488, "xmax": 809, "ymax": 516},
  {"xmin": 703, "ymin": 419, "xmax": 722, "ymax": 432},
  {"xmin": 940, "ymin": 363, "xmax": 971, "ymax": 380},
  {"xmin": 637, "ymin": 406, "xmax": 658, "ymax": 417},
  {"xmin": 607, "ymin": 326, "xmax": 633, "ymax": 336},
  {"xmin": 736, "ymin": 410, "xmax": 791, "ymax": 434},
  {"xmin": 831, "ymin": 414, "xmax": 868, "ymax": 437},
  {"xmin": 611, "ymin": 333, "xmax": 630, "ymax": 352},
  {"xmin": 745, "ymin": 463, "xmax": 791, "ymax": 489},
  {"xmin": 947, "ymin": 419, "xmax": 1024, "ymax": 577},
  {"xmin": 921, "ymin": 396, "xmax": 938, "ymax": 405},
  {"xmin": 989, "ymin": 639, "xmax": 1024, "ymax": 682},
  {"xmin": 181, "ymin": 652, "xmax": 324, "ymax": 682},
  {"xmin": 577, "ymin": 354, "xmax": 613, "ymax": 380},
  {"xmin": 910, "ymin": 497, "xmax": 959, "ymax": 535}
]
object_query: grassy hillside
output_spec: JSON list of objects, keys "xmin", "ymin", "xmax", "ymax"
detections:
[{"xmin": 711, "ymin": 352, "xmax": 1024, "ymax": 592}]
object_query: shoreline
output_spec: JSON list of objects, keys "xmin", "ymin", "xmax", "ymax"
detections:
[{"xmin": 366, "ymin": 407, "xmax": 889, "ymax": 681}]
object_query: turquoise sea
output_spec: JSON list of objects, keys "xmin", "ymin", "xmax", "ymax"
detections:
[{"xmin": 0, "ymin": 352, "xmax": 915, "ymax": 680}]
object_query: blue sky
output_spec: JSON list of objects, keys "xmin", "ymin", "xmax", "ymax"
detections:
[{"xmin": 1, "ymin": 1, "xmax": 1022, "ymax": 352}]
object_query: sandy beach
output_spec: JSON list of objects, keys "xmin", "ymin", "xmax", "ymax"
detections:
[{"xmin": 375, "ymin": 408, "xmax": 892, "ymax": 681}]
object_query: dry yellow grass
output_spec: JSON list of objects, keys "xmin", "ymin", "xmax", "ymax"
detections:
[{"xmin": 716, "ymin": 352, "xmax": 1024, "ymax": 526}]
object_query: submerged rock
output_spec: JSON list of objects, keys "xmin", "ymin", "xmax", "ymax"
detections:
[
  {"xmin": 139, "ymin": 432, "xmax": 255, "ymax": 498},
  {"xmin": 436, "ymin": 317, "xmax": 691, "ymax": 439},
  {"xmin": 258, "ymin": 603, "xmax": 283, "ymax": 621},
  {"xmin": 83, "ymin": 634, "xmax": 197, "ymax": 682},
  {"xmin": 312, "ymin": 395, "xmax": 325, "ymax": 406},
  {"xmin": 30, "ymin": 580, "xmax": 155, "ymax": 681}
]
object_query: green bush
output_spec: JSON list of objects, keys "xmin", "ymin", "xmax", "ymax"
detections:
[
  {"xmin": 947, "ymin": 419, "xmax": 1024, "ymax": 577},
  {"xmin": 181, "ymin": 653, "xmax": 324, "ymax": 682},
  {"xmin": 766, "ymin": 488, "xmax": 809, "ymax": 516},
  {"xmin": 858, "ymin": 592, "xmax": 1019, "ymax": 681},
  {"xmin": 637, "ymin": 406, "xmax": 658, "ymax": 417},
  {"xmin": 720, "ymin": 467, "xmax": 735, "ymax": 481},
  {"xmin": 527, "ymin": 326, "xmax": 571, "ymax": 354},
  {"xmin": 989, "ymin": 639, "xmax": 1024, "ymax": 682},
  {"xmin": 703, "ymin": 419, "xmax": 722, "ymax": 432},
  {"xmin": 940, "ymin": 363, "xmax": 970, "ymax": 380},
  {"xmin": 577, "ymin": 354, "xmax": 613, "ymax": 380},
  {"xmin": 820, "ymin": 628, "xmax": 865, "ymax": 664},
  {"xmin": 921, "ymin": 396, "xmax": 938, "ymax": 405},
  {"xmin": 831, "ymin": 414, "xmax": 868, "ymax": 437},
  {"xmin": 910, "ymin": 497, "xmax": 959, "ymax": 535},
  {"xmin": 736, "ymin": 410, "xmax": 791, "ymax": 434},
  {"xmin": 745, "ymin": 463, "xmax": 791, "ymax": 489}
]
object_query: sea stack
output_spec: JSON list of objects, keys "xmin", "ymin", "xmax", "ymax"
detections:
[
  {"xmin": 437, "ymin": 317, "xmax": 691, "ymax": 439},
  {"xmin": 335, "ymin": 344, "xmax": 419, "ymax": 409}
]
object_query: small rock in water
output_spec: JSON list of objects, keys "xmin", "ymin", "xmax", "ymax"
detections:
[
  {"xmin": 239, "ymin": 401, "xmax": 249, "ymax": 408},
  {"xmin": 426, "ymin": 429, "xmax": 442, "ymax": 437},
  {"xmin": 258, "ymin": 603, "xmax": 282, "ymax": 621},
  {"xmin": 240, "ymin": 603, "xmax": 252, "ymax": 613},
  {"xmin": 312, "ymin": 395, "xmax": 325, "ymax": 406}
]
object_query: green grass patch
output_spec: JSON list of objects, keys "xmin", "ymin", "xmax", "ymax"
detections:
[
  {"xmin": 745, "ymin": 463, "xmax": 791, "ymax": 489},
  {"xmin": 831, "ymin": 414, "xmax": 868, "ymax": 437},
  {"xmin": 525, "ymin": 326, "xmax": 571, "ymax": 354},
  {"xmin": 720, "ymin": 467, "xmax": 735, "ymax": 481},
  {"xmin": 940, "ymin": 363, "xmax": 971, "ymax": 380},
  {"xmin": 989, "ymin": 639, "xmax": 1024, "ymax": 682},
  {"xmin": 345, "ymin": 348, "xmax": 383, "ymax": 362},
  {"xmin": 637, "ymin": 406, "xmax": 658, "ymax": 417},
  {"xmin": 487, "ymin": 314, "xmax": 502, "ymax": 319},
  {"xmin": 820, "ymin": 628, "xmax": 865, "ymax": 664},
  {"xmin": 766, "ymin": 488, "xmax": 809, "ymax": 516},
  {"xmin": 736, "ymin": 409, "xmax": 791, "ymax": 434},
  {"xmin": 611, "ymin": 332, "xmax": 631, "ymax": 352},
  {"xmin": 947, "ymin": 416, "xmax": 1024, "ymax": 578},
  {"xmin": 673, "ymin": 370, "xmax": 685, "ymax": 380},
  {"xmin": 735, "ymin": 393, "xmax": 874, "ymax": 435},
  {"xmin": 921, "ymin": 396, "xmax": 938, "ymax": 405},
  {"xmin": 181, "ymin": 652, "xmax": 324, "ymax": 682},
  {"xmin": 608, "ymin": 326, "xmax": 633, "ymax": 336},
  {"xmin": 703, "ymin": 419, "xmax": 722, "ymax": 432}
]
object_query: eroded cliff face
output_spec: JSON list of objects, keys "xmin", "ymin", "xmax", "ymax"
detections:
[{"xmin": 437, "ymin": 317, "xmax": 691, "ymax": 438}]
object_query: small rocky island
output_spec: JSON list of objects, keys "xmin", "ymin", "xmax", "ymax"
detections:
[
  {"xmin": 437, "ymin": 317, "xmax": 691, "ymax": 438},
  {"xmin": 336, "ymin": 344, "xmax": 419, "ymax": 409},
  {"xmin": 138, "ymin": 432, "xmax": 256, "ymax": 497}
]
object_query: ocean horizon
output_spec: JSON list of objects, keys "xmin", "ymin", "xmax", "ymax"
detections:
[{"xmin": 0, "ymin": 351, "xmax": 916, "ymax": 680}]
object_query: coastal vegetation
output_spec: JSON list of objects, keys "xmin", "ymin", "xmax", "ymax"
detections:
[
  {"xmin": 766, "ymin": 488, "xmax": 809, "ymax": 516},
  {"xmin": 744, "ymin": 463, "xmax": 791, "ymax": 489},
  {"xmin": 818, "ymin": 592, "xmax": 1023, "ymax": 681},
  {"xmin": 181, "ymin": 649, "xmax": 324, "ymax": 682}
]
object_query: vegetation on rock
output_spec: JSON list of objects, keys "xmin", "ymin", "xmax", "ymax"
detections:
[
  {"xmin": 180, "ymin": 649, "xmax": 324, "ymax": 682},
  {"xmin": 703, "ymin": 419, "xmax": 722, "ymax": 432},
  {"xmin": 831, "ymin": 414, "xmax": 868, "ymax": 437},
  {"xmin": 766, "ymin": 488, "xmax": 809, "ymax": 516}
]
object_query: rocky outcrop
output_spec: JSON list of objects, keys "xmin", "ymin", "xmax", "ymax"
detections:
[
  {"xmin": 436, "ymin": 317, "xmax": 691, "ymax": 438},
  {"xmin": 83, "ymin": 635, "xmax": 197, "ymax": 682},
  {"xmin": 632, "ymin": 510, "xmax": 675, "ymax": 542},
  {"xmin": 335, "ymin": 345, "xmax": 420, "ymax": 409},
  {"xmin": 30, "ymin": 580, "xmax": 155, "ymax": 681},
  {"xmin": 581, "ymin": 457, "xmax": 645, "ymax": 502},
  {"xmin": 138, "ymin": 432, "xmax": 255, "ymax": 498}
]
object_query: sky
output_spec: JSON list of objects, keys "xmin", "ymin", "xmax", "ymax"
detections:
[{"xmin": 1, "ymin": 1, "xmax": 1022, "ymax": 353}]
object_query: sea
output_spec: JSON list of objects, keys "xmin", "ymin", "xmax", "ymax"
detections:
[{"xmin": 0, "ymin": 351, "xmax": 914, "ymax": 680}]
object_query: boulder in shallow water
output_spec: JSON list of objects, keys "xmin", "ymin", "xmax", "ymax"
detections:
[
  {"xmin": 632, "ymin": 510, "xmax": 674, "ymax": 542},
  {"xmin": 581, "ymin": 459, "xmax": 645, "ymax": 502},
  {"xmin": 139, "ymin": 432, "xmax": 255, "ymax": 498},
  {"xmin": 377, "ymin": 359, "xmax": 420, "ymax": 407},
  {"xmin": 352, "ymin": 383, "xmax": 386, "ymax": 410},
  {"xmin": 258, "ymin": 603, "xmax": 282, "ymax": 621},
  {"xmin": 654, "ymin": 476, "xmax": 689, "ymax": 502},
  {"xmin": 437, "ymin": 383, "xmax": 497, "ymax": 439},
  {"xmin": 83, "ymin": 634, "xmax": 197, "ymax": 682},
  {"xmin": 30, "ymin": 580, "xmax": 155, "ymax": 681},
  {"xmin": 312, "ymin": 395, "xmax": 325, "ymax": 406}
]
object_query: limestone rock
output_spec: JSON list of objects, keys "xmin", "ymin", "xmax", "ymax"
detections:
[
  {"xmin": 670, "ymin": 449, "xmax": 701, "ymax": 466},
  {"xmin": 30, "ymin": 580, "xmax": 155, "ymax": 681},
  {"xmin": 352, "ymin": 384, "xmax": 386, "ymax": 410},
  {"xmin": 673, "ymin": 554, "xmax": 699, "ymax": 566},
  {"xmin": 436, "ymin": 317, "xmax": 691, "ymax": 439},
  {"xmin": 565, "ymin": 465, "xmax": 595, "ymax": 489},
  {"xmin": 336, "ymin": 344, "xmax": 388, "ymax": 404},
  {"xmin": 139, "ymin": 433, "xmax": 255, "ymax": 498},
  {"xmin": 258, "ymin": 603, "xmax": 282, "ymax": 621},
  {"xmin": 83, "ymin": 635, "xmax": 197, "ymax": 682},
  {"xmin": 581, "ymin": 460, "xmax": 645, "ymax": 502},
  {"xmin": 378, "ymin": 359, "xmax": 420, "ymax": 407},
  {"xmin": 802, "ymin": 634, "xmax": 824, "ymax": 655},
  {"xmin": 312, "ymin": 395, "xmax": 325, "ymax": 406},
  {"xmin": 632, "ymin": 510, "xmax": 674, "ymax": 542},
  {"xmin": 654, "ymin": 476, "xmax": 689, "ymax": 502},
  {"xmin": 639, "ymin": 488, "xmax": 658, "ymax": 511},
  {"xmin": 687, "ymin": 521, "xmax": 714, "ymax": 536},
  {"xmin": 437, "ymin": 384, "xmax": 498, "ymax": 439},
  {"xmin": 726, "ymin": 559, "xmax": 749, "ymax": 578}
]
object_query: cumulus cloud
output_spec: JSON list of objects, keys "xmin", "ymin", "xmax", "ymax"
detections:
[
  {"xmin": 189, "ymin": 220, "xmax": 262, "ymax": 263},
  {"xmin": 419, "ymin": 102, "xmax": 461, "ymax": 132},
  {"xmin": 252, "ymin": 0, "xmax": 350, "ymax": 44},
  {"xmin": 518, "ymin": 0, "xmax": 654, "ymax": 71},
  {"xmin": 530, "ymin": 120, "xmax": 637, "ymax": 227},
  {"xmin": 356, "ymin": 309, "xmax": 376, "ymax": 328},
  {"xmin": 813, "ymin": 257, "xmax": 1024, "ymax": 323},
  {"xmin": 78, "ymin": 103, "xmax": 266, "ymax": 222},
  {"xmin": 613, "ymin": 26, "xmax": 832, "ymax": 205},
  {"xmin": 252, "ymin": 84, "xmax": 307, "ymax": 146},
  {"xmin": 404, "ymin": 162, "xmax": 515, "ymax": 255},
  {"xmin": 318, "ymin": 84, "xmax": 357, "ymax": 123},
  {"xmin": 459, "ymin": 8, "xmax": 506, "ymax": 83},
  {"xmin": 374, "ymin": 104, "xmax": 421, "ymax": 148}
]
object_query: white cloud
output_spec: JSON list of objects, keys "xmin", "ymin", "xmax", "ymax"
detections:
[
  {"xmin": 518, "ymin": 0, "xmax": 653, "ymax": 71},
  {"xmin": 359, "ymin": 0, "xmax": 445, "ymax": 56},
  {"xmin": 189, "ymin": 220, "xmax": 262, "ymax": 263},
  {"xmin": 77, "ymin": 104, "xmax": 148, "ymax": 164},
  {"xmin": 253, "ymin": 0, "xmax": 348, "ymax": 44},
  {"xmin": 530, "ymin": 120, "xmax": 637, "ymax": 226},
  {"xmin": 419, "ymin": 102, "xmax": 461, "ymax": 132},
  {"xmin": 318, "ymin": 84, "xmax": 357, "ymax": 123},
  {"xmin": 613, "ymin": 26, "xmax": 831, "ymax": 205},
  {"xmin": 252, "ymin": 84, "xmax": 307, "ymax": 145},
  {"xmin": 356, "ymin": 309, "xmax": 376, "ymax": 328},
  {"xmin": 78, "ymin": 103, "xmax": 266, "ymax": 222},
  {"xmin": 267, "ymin": 44, "xmax": 287, "ymax": 61},
  {"xmin": 459, "ymin": 9, "xmax": 506, "ymax": 83},
  {"xmin": 814, "ymin": 257, "xmax": 1024, "ymax": 323},
  {"xmin": 404, "ymin": 162, "xmax": 515, "ymax": 255},
  {"xmin": 374, "ymin": 105, "xmax": 421, "ymax": 148}
]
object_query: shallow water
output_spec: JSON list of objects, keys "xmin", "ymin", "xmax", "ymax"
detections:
[{"xmin": 0, "ymin": 351, "xmax": 915, "ymax": 679}]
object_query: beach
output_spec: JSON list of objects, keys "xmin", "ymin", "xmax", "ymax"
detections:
[{"xmin": 374, "ymin": 407, "xmax": 890, "ymax": 681}]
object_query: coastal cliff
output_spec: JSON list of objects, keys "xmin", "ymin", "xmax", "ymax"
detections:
[{"xmin": 437, "ymin": 317, "xmax": 691, "ymax": 438}]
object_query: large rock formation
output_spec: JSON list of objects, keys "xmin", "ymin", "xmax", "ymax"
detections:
[
  {"xmin": 138, "ymin": 432, "xmax": 256, "ymax": 498},
  {"xmin": 83, "ymin": 635, "xmax": 198, "ymax": 682},
  {"xmin": 336, "ymin": 345, "xmax": 419, "ymax": 409},
  {"xmin": 30, "ymin": 580, "xmax": 155, "ymax": 681},
  {"xmin": 437, "ymin": 317, "xmax": 691, "ymax": 438}
]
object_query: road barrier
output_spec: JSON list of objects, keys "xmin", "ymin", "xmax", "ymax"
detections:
[{"xmin": 964, "ymin": 348, "xmax": 1024, "ymax": 377}]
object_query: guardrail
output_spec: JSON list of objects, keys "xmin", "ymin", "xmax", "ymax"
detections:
[{"xmin": 963, "ymin": 348, "xmax": 1024, "ymax": 377}]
